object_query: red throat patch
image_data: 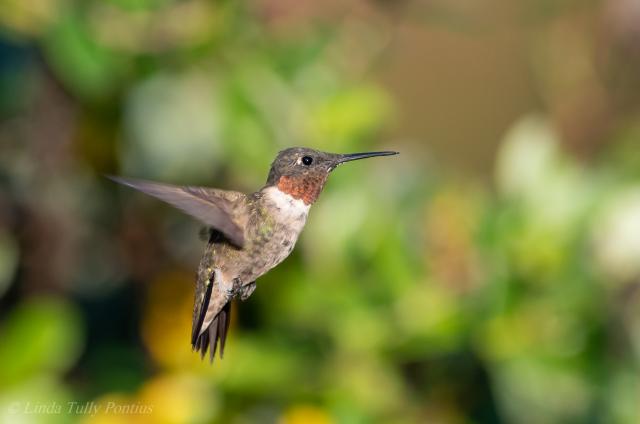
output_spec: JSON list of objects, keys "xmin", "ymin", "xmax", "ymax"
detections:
[{"xmin": 277, "ymin": 175, "xmax": 326, "ymax": 205}]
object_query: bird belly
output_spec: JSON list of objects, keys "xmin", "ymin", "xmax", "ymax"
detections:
[{"xmin": 236, "ymin": 220, "xmax": 304, "ymax": 283}]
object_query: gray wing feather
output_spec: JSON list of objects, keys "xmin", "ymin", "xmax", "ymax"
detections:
[{"xmin": 108, "ymin": 176, "xmax": 245, "ymax": 247}]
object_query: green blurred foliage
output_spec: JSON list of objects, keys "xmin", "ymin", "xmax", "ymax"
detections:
[{"xmin": 1, "ymin": 0, "xmax": 640, "ymax": 423}]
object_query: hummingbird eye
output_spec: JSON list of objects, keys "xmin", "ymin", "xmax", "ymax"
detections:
[{"xmin": 301, "ymin": 156, "xmax": 313, "ymax": 166}]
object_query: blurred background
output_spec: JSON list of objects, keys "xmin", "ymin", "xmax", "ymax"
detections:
[{"xmin": 1, "ymin": 0, "xmax": 640, "ymax": 423}]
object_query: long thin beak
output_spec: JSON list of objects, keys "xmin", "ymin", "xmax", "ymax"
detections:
[{"xmin": 336, "ymin": 151, "xmax": 399, "ymax": 165}]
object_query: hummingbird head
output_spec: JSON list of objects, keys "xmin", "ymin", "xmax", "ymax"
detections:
[{"xmin": 265, "ymin": 147, "xmax": 398, "ymax": 205}]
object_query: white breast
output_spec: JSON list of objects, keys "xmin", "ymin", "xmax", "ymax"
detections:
[{"xmin": 262, "ymin": 186, "xmax": 310, "ymax": 231}]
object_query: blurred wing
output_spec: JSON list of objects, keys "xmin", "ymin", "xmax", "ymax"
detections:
[{"xmin": 108, "ymin": 176, "xmax": 245, "ymax": 247}]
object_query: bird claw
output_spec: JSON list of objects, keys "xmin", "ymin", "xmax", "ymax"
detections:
[{"xmin": 239, "ymin": 282, "xmax": 256, "ymax": 301}]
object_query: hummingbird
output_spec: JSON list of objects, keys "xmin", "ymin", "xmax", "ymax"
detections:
[{"xmin": 110, "ymin": 147, "xmax": 398, "ymax": 362}]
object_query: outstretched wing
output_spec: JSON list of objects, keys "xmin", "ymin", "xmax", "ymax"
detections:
[{"xmin": 108, "ymin": 176, "xmax": 245, "ymax": 247}]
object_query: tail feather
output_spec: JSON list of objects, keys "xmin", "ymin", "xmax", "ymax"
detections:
[
  {"xmin": 218, "ymin": 302, "xmax": 231, "ymax": 358},
  {"xmin": 192, "ymin": 302, "xmax": 231, "ymax": 362},
  {"xmin": 208, "ymin": 318, "xmax": 218, "ymax": 362},
  {"xmin": 198, "ymin": 331, "xmax": 209, "ymax": 360}
]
